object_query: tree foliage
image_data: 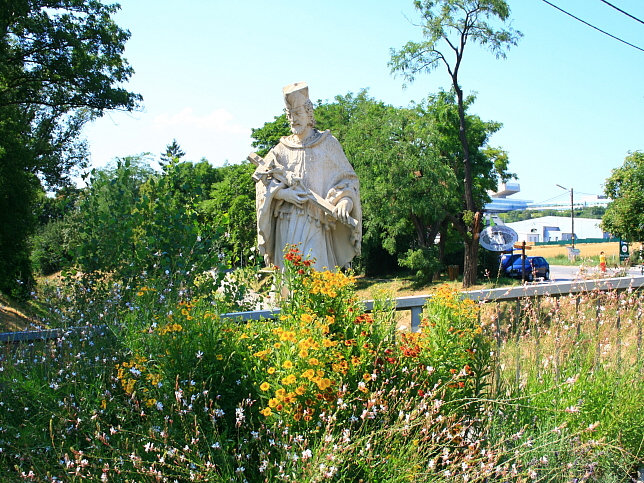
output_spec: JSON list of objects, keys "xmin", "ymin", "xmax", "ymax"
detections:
[
  {"xmin": 200, "ymin": 163, "xmax": 257, "ymax": 267},
  {"xmin": 601, "ymin": 151, "xmax": 644, "ymax": 242},
  {"xmin": 0, "ymin": 0, "xmax": 139, "ymax": 296},
  {"xmin": 0, "ymin": 0, "xmax": 141, "ymax": 187},
  {"xmin": 389, "ymin": 0, "xmax": 521, "ymax": 287},
  {"xmin": 72, "ymin": 154, "xmax": 225, "ymax": 279}
]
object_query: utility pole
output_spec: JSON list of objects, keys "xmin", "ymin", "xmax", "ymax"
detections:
[{"xmin": 556, "ymin": 184, "xmax": 575, "ymax": 249}]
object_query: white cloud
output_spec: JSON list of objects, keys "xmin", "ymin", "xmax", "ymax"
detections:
[{"xmin": 153, "ymin": 107, "xmax": 247, "ymax": 134}]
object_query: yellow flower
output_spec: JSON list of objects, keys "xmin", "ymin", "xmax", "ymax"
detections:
[
  {"xmin": 363, "ymin": 373, "xmax": 372, "ymax": 382},
  {"xmin": 136, "ymin": 291, "xmax": 145, "ymax": 297},
  {"xmin": 281, "ymin": 374, "xmax": 297, "ymax": 385},
  {"xmin": 295, "ymin": 385, "xmax": 307, "ymax": 395},
  {"xmin": 299, "ymin": 349, "xmax": 309, "ymax": 358},
  {"xmin": 260, "ymin": 407, "xmax": 272, "ymax": 417},
  {"xmin": 317, "ymin": 378, "xmax": 333, "ymax": 390},
  {"xmin": 273, "ymin": 342, "xmax": 281, "ymax": 349},
  {"xmin": 302, "ymin": 369, "xmax": 315, "ymax": 380},
  {"xmin": 267, "ymin": 367, "xmax": 276, "ymax": 374},
  {"xmin": 322, "ymin": 338, "xmax": 335, "ymax": 348},
  {"xmin": 268, "ymin": 398, "xmax": 279, "ymax": 408},
  {"xmin": 260, "ymin": 382, "xmax": 270, "ymax": 391},
  {"xmin": 216, "ymin": 354, "xmax": 224, "ymax": 360},
  {"xmin": 282, "ymin": 360, "xmax": 293, "ymax": 369},
  {"xmin": 275, "ymin": 388, "xmax": 286, "ymax": 399},
  {"xmin": 308, "ymin": 358, "xmax": 319, "ymax": 366},
  {"xmin": 301, "ymin": 313, "xmax": 313, "ymax": 324}
]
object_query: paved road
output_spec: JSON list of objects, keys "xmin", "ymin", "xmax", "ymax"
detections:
[{"xmin": 549, "ymin": 264, "xmax": 644, "ymax": 282}]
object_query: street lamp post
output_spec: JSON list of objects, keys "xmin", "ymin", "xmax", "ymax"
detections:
[{"xmin": 556, "ymin": 184, "xmax": 574, "ymax": 249}]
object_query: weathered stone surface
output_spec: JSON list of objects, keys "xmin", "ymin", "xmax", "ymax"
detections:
[{"xmin": 251, "ymin": 82, "xmax": 361, "ymax": 270}]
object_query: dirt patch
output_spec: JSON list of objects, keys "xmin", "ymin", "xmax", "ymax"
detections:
[{"xmin": 0, "ymin": 303, "xmax": 36, "ymax": 332}]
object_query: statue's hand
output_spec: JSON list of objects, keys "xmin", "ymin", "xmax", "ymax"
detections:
[
  {"xmin": 333, "ymin": 198, "xmax": 353, "ymax": 224},
  {"xmin": 276, "ymin": 187, "xmax": 307, "ymax": 205}
]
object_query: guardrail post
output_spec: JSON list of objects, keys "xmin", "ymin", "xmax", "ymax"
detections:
[{"xmin": 410, "ymin": 306, "xmax": 422, "ymax": 332}]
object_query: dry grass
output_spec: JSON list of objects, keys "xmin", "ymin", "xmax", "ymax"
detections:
[{"xmin": 527, "ymin": 241, "xmax": 619, "ymax": 259}]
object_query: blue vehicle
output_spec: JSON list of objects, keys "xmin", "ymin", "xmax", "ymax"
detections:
[{"xmin": 503, "ymin": 255, "xmax": 550, "ymax": 281}]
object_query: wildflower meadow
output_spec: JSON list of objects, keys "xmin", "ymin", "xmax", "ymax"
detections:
[{"xmin": 1, "ymin": 247, "xmax": 643, "ymax": 481}]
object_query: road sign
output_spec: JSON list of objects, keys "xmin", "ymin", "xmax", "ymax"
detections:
[{"xmin": 619, "ymin": 239, "xmax": 630, "ymax": 262}]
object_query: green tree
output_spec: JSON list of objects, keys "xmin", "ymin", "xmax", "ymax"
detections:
[
  {"xmin": 200, "ymin": 163, "xmax": 257, "ymax": 267},
  {"xmin": 250, "ymin": 114, "xmax": 290, "ymax": 157},
  {"xmin": 160, "ymin": 139, "xmax": 186, "ymax": 165},
  {"xmin": 74, "ymin": 155, "xmax": 225, "ymax": 278},
  {"xmin": 389, "ymin": 0, "xmax": 521, "ymax": 287},
  {"xmin": 0, "ymin": 0, "xmax": 140, "ymax": 295},
  {"xmin": 324, "ymin": 92, "xmax": 458, "ymax": 279},
  {"xmin": 74, "ymin": 157, "xmax": 154, "ymax": 274},
  {"xmin": 601, "ymin": 151, "xmax": 644, "ymax": 242}
]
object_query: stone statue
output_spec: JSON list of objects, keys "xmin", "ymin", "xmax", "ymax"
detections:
[{"xmin": 250, "ymin": 82, "xmax": 361, "ymax": 271}]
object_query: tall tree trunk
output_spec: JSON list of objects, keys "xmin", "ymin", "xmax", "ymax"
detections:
[
  {"xmin": 462, "ymin": 211, "xmax": 482, "ymax": 287},
  {"xmin": 454, "ymin": 83, "xmax": 480, "ymax": 288},
  {"xmin": 438, "ymin": 219, "xmax": 448, "ymax": 265},
  {"xmin": 411, "ymin": 213, "xmax": 427, "ymax": 248}
]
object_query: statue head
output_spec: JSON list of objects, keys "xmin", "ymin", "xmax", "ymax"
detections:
[{"xmin": 283, "ymin": 82, "xmax": 315, "ymax": 135}]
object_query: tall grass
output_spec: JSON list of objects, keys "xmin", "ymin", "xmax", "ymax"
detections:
[{"xmin": 0, "ymin": 250, "xmax": 642, "ymax": 481}]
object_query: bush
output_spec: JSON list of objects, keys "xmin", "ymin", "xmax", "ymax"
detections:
[
  {"xmin": 398, "ymin": 246, "xmax": 442, "ymax": 283},
  {"xmin": 30, "ymin": 219, "xmax": 75, "ymax": 275}
]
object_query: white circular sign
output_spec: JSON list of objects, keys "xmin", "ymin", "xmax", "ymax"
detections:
[{"xmin": 479, "ymin": 225, "xmax": 519, "ymax": 252}]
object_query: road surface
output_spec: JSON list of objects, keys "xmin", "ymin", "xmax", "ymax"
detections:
[{"xmin": 549, "ymin": 264, "xmax": 643, "ymax": 282}]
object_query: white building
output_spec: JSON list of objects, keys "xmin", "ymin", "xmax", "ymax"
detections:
[
  {"xmin": 504, "ymin": 216, "xmax": 606, "ymax": 243},
  {"xmin": 485, "ymin": 182, "xmax": 531, "ymax": 213}
]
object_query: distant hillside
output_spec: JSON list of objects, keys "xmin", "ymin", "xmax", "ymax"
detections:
[{"xmin": 498, "ymin": 206, "xmax": 605, "ymax": 224}]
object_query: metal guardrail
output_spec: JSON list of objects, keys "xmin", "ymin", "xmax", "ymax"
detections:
[
  {"xmin": 0, "ymin": 324, "xmax": 109, "ymax": 344},
  {"xmin": 222, "ymin": 275, "xmax": 644, "ymax": 331},
  {"xmin": 2, "ymin": 276, "xmax": 643, "ymax": 342}
]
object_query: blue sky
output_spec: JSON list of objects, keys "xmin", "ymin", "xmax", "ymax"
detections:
[{"xmin": 82, "ymin": 0, "xmax": 644, "ymax": 205}]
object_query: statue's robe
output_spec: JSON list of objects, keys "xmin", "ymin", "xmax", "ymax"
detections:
[{"xmin": 254, "ymin": 129, "xmax": 361, "ymax": 270}]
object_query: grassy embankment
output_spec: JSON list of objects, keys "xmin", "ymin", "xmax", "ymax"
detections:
[{"xmin": 0, "ymin": 250, "xmax": 642, "ymax": 481}]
